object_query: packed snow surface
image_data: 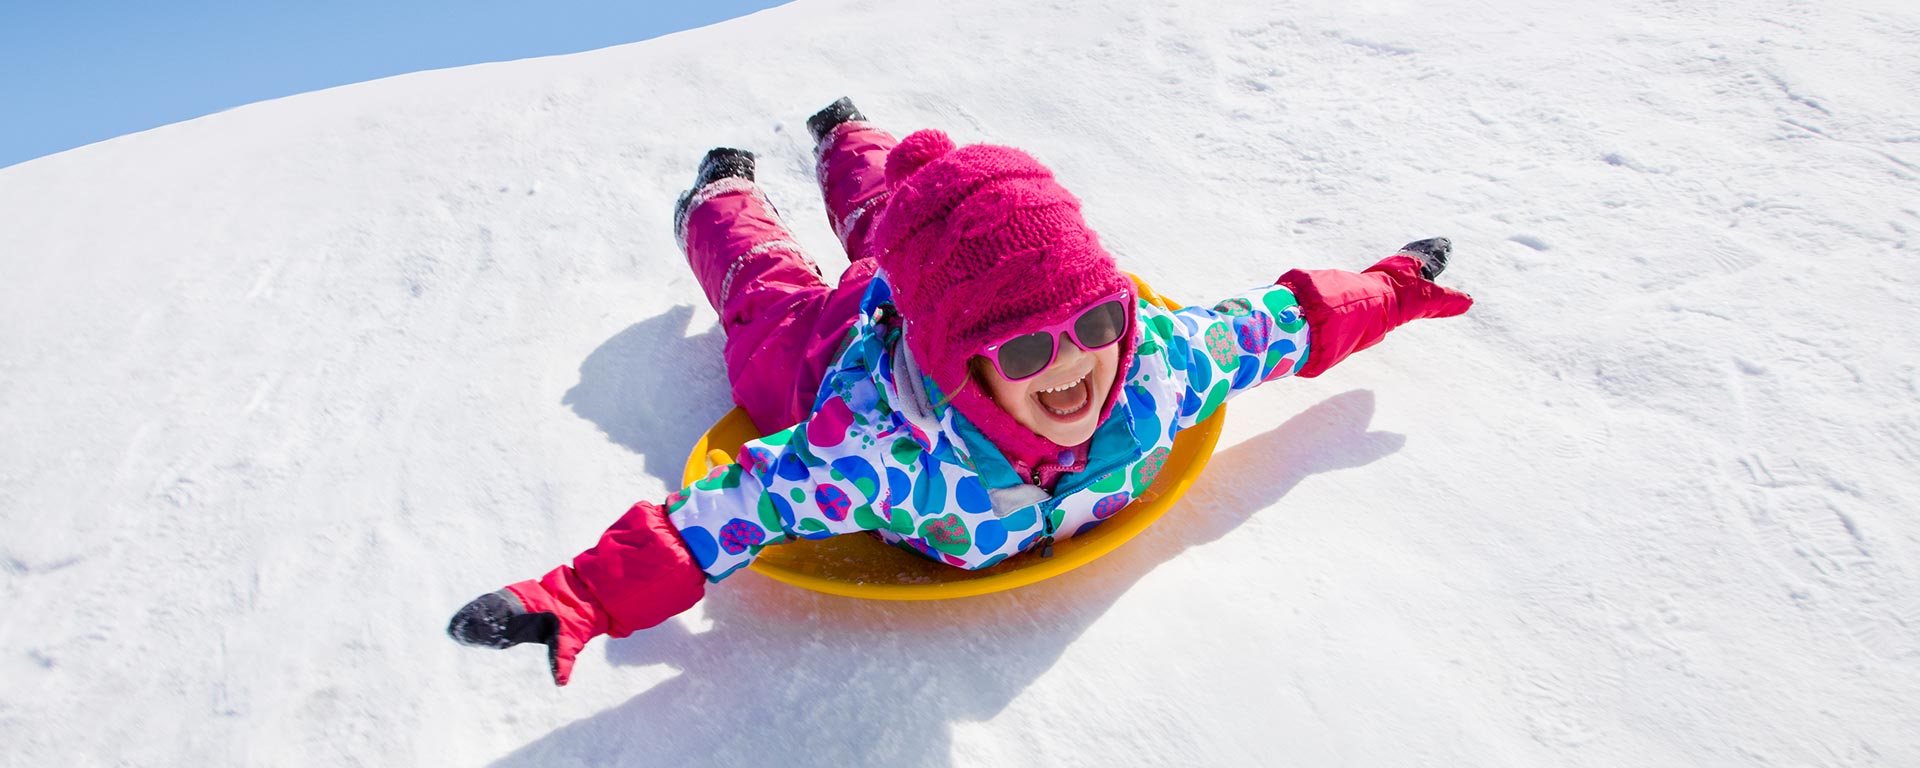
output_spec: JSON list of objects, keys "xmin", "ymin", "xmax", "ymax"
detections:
[{"xmin": 4, "ymin": 0, "xmax": 1918, "ymax": 764}]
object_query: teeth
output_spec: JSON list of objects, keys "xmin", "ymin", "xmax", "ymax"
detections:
[{"xmin": 1039, "ymin": 375, "xmax": 1086, "ymax": 394}]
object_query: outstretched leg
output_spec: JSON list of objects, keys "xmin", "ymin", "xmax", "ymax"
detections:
[
  {"xmin": 810, "ymin": 98, "xmax": 899, "ymax": 264},
  {"xmin": 677, "ymin": 148, "xmax": 822, "ymax": 322},
  {"xmin": 675, "ymin": 149, "xmax": 837, "ymax": 432},
  {"xmin": 675, "ymin": 98, "xmax": 905, "ymax": 434}
]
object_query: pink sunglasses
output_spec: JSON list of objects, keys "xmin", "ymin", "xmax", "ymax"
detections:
[{"xmin": 979, "ymin": 288, "xmax": 1134, "ymax": 382}]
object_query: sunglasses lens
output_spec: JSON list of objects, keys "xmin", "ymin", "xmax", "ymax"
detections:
[
  {"xmin": 1072, "ymin": 300, "xmax": 1129, "ymax": 350},
  {"xmin": 995, "ymin": 332, "xmax": 1055, "ymax": 381}
]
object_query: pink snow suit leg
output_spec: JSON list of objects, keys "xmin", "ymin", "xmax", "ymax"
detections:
[
  {"xmin": 680, "ymin": 124, "xmax": 900, "ymax": 434},
  {"xmin": 816, "ymin": 122, "xmax": 899, "ymax": 264}
]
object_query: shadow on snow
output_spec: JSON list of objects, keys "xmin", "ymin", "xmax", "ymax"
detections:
[{"xmin": 563, "ymin": 304, "xmax": 729, "ymax": 488}]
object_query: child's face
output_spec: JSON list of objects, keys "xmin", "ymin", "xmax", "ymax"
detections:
[{"xmin": 975, "ymin": 337, "xmax": 1120, "ymax": 449}]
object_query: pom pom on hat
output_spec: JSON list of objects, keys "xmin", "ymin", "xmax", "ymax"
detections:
[{"xmin": 884, "ymin": 129, "xmax": 958, "ymax": 187}]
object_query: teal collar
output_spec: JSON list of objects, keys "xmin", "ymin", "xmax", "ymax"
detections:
[{"xmin": 951, "ymin": 411, "xmax": 1027, "ymax": 489}]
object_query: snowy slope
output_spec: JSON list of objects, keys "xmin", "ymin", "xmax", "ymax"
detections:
[{"xmin": 4, "ymin": 0, "xmax": 1919, "ymax": 764}]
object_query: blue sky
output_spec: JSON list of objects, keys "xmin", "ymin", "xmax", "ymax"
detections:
[{"xmin": 0, "ymin": 0, "xmax": 792, "ymax": 169}]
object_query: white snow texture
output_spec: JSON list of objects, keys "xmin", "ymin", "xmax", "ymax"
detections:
[{"xmin": 3, "ymin": 0, "xmax": 1918, "ymax": 765}]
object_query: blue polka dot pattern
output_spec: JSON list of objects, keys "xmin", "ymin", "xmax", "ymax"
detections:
[
  {"xmin": 680, "ymin": 526, "xmax": 718, "ymax": 569},
  {"xmin": 955, "ymin": 476, "xmax": 993, "ymax": 514},
  {"xmin": 974, "ymin": 518, "xmax": 1008, "ymax": 552}
]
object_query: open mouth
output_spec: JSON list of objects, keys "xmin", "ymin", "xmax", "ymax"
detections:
[{"xmin": 1034, "ymin": 372, "xmax": 1094, "ymax": 422}]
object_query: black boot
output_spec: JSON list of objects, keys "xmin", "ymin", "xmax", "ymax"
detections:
[
  {"xmin": 1397, "ymin": 237, "xmax": 1452, "ymax": 281},
  {"xmin": 674, "ymin": 147, "xmax": 757, "ymax": 238},
  {"xmin": 693, "ymin": 147, "xmax": 756, "ymax": 187},
  {"xmin": 807, "ymin": 97, "xmax": 867, "ymax": 144}
]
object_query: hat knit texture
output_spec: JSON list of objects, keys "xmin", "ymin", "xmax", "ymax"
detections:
[{"xmin": 872, "ymin": 129, "xmax": 1136, "ymax": 461}]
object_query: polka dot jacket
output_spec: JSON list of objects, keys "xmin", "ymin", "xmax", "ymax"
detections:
[{"xmin": 666, "ymin": 272, "xmax": 1310, "ymax": 581}]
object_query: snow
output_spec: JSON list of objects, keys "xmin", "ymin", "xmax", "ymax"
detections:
[{"xmin": 3, "ymin": 0, "xmax": 1918, "ymax": 764}]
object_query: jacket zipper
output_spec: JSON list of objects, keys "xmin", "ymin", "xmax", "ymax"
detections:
[
  {"xmin": 1030, "ymin": 466, "xmax": 1057, "ymax": 558},
  {"xmin": 1038, "ymin": 506, "xmax": 1056, "ymax": 558}
]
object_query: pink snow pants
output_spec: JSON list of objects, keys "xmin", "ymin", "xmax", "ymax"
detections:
[{"xmin": 680, "ymin": 124, "xmax": 899, "ymax": 435}]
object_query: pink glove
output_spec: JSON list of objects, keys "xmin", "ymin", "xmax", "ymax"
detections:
[
  {"xmin": 448, "ymin": 501, "xmax": 706, "ymax": 686},
  {"xmin": 1276, "ymin": 238, "xmax": 1473, "ymax": 378}
]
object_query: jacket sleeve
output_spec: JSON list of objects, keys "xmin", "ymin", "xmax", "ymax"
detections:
[
  {"xmin": 1145, "ymin": 282, "xmax": 1312, "ymax": 432},
  {"xmin": 665, "ymin": 393, "xmax": 898, "ymax": 581}
]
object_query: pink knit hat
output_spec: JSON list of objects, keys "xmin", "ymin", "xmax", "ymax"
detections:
[{"xmin": 872, "ymin": 129, "xmax": 1136, "ymax": 460}]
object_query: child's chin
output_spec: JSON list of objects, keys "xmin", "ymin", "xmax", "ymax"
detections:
[{"xmin": 1032, "ymin": 412, "xmax": 1098, "ymax": 446}]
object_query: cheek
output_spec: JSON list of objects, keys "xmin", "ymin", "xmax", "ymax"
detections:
[
  {"xmin": 974, "ymin": 361, "xmax": 1031, "ymax": 413},
  {"xmin": 988, "ymin": 377, "xmax": 1031, "ymax": 413}
]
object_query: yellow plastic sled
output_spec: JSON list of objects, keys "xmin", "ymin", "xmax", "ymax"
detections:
[{"xmin": 679, "ymin": 276, "xmax": 1225, "ymax": 601}]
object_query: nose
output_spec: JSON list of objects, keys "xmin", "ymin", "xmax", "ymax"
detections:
[{"xmin": 1050, "ymin": 331, "xmax": 1090, "ymax": 368}]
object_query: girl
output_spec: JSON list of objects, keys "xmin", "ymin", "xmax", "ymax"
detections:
[{"xmin": 448, "ymin": 98, "xmax": 1473, "ymax": 685}]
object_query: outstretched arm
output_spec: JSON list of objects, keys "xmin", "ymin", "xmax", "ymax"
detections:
[
  {"xmin": 1277, "ymin": 237, "xmax": 1472, "ymax": 378},
  {"xmin": 1151, "ymin": 237, "xmax": 1471, "ymax": 432},
  {"xmin": 446, "ymin": 500, "xmax": 705, "ymax": 686},
  {"xmin": 448, "ymin": 393, "xmax": 898, "ymax": 686}
]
